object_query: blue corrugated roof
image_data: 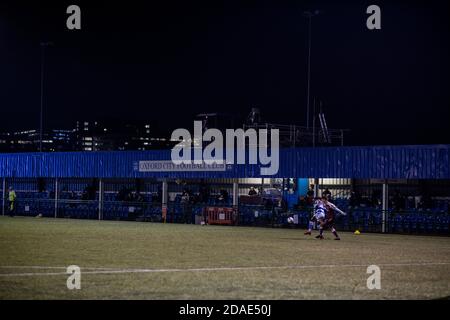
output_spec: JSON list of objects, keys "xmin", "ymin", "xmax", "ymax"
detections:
[{"xmin": 0, "ymin": 145, "xmax": 449, "ymax": 179}]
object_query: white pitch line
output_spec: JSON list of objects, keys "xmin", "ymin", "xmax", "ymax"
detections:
[
  {"xmin": 0, "ymin": 262, "xmax": 449, "ymax": 278},
  {"xmin": 0, "ymin": 266, "xmax": 119, "ymax": 270}
]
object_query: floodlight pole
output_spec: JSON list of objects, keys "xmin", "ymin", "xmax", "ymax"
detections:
[
  {"xmin": 304, "ymin": 11, "xmax": 320, "ymax": 198},
  {"xmin": 306, "ymin": 15, "xmax": 312, "ymax": 130},
  {"xmin": 39, "ymin": 42, "xmax": 52, "ymax": 152},
  {"xmin": 304, "ymin": 10, "xmax": 319, "ymax": 130}
]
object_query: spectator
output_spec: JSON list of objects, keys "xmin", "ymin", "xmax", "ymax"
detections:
[
  {"xmin": 349, "ymin": 191, "xmax": 361, "ymax": 207},
  {"xmin": 81, "ymin": 189, "xmax": 88, "ymax": 200},
  {"xmin": 154, "ymin": 186, "xmax": 162, "ymax": 203},
  {"xmin": 117, "ymin": 186, "xmax": 131, "ymax": 201},
  {"xmin": 7, "ymin": 186, "xmax": 17, "ymax": 217},
  {"xmin": 297, "ymin": 196, "xmax": 307, "ymax": 209},
  {"xmin": 134, "ymin": 191, "xmax": 144, "ymax": 202},
  {"xmin": 69, "ymin": 190, "xmax": 76, "ymax": 208},
  {"xmin": 392, "ymin": 190, "xmax": 405, "ymax": 211},
  {"xmin": 322, "ymin": 188, "xmax": 332, "ymax": 201},
  {"xmin": 199, "ymin": 181, "xmax": 210, "ymax": 203},
  {"xmin": 82, "ymin": 184, "xmax": 97, "ymax": 201},
  {"xmin": 306, "ymin": 185, "xmax": 315, "ymax": 198},
  {"xmin": 181, "ymin": 189, "xmax": 190, "ymax": 203},
  {"xmin": 306, "ymin": 185, "xmax": 315, "ymax": 205},
  {"xmin": 181, "ymin": 189, "xmax": 192, "ymax": 223},
  {"xmin": 218, "ymin": 189, "xmax": 229, "ymax": 203},
  {"xmin": 248, "ymin": 187, "xmax": 257, "ymax": 196},
  {"xmin": 371, "ymin": 190, "xmax": 381, "ymax": 208}
]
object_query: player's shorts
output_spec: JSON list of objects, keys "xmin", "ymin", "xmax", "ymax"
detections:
[
  {"xmin": 321, "ymin": 217, "xmax": 335, "ymax": 228},
  {"xmin": 314, "ymin": 212, "xmax": 325, "ymax": 220}
]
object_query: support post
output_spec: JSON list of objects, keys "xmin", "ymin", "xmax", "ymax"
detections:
[
  {"xmin": 233, "ymin": 180, "xmax": 239, "ymax": 225},
  {"xmin": 261, "ymin": 178, "xmax": 264, "ymax": 193},
  {"xmin": 54, "ymin": 178, "xmax": 59, "ymax": 218},
  {"xmin": 162, "ymin": 179, "xmax": 168, "ymax": 223},
  {"xmin": 232, "ymin": 181, "xmax": 239, "ymax": 207},
  {"xmin": 98, "ymin": 179, "xmax": 104, "ymax": 220},
  {"xmin": 313, "ymin": 178, "xmax": 320, "ymax": 197},
  {"xmin": 382, "ymin": 182, "xmax": 389, "ymax": 233},
  {"xmin": 2, "ymin": 178, "xmax": 5, "ymax": 216}
]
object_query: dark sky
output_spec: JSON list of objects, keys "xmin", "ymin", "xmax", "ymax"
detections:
[{"xmin": 0, "ymin": 0, "xmax": 449, "ymax": 145}]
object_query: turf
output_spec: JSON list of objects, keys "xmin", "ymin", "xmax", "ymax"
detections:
[{"xmin": 0, "ymin": 216, "xmax": 449, "ymax": 299}]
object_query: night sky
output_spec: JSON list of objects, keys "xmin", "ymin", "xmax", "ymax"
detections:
[{"xmin": 0, "ymin": 0, "xmax": 449, "ymax": 145}]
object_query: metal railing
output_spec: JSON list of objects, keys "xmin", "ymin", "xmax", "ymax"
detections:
[
  {"xmin": 2, "ymin": 194, "xmax": 449, "ymax": 235},
  {"xmin": 243, "ymin": 123, "xmax": 348, "ymax": 147}
]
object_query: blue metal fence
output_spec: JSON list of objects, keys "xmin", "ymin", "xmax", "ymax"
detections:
[{"xmin": 1, "ymin": 145, "xmax": 449, "ymax": 179}]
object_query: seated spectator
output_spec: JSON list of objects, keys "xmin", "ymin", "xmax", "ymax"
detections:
[
  {"xmin": 218, "ymin": 189, "xmax": 229, "ymax": 203},
  {"xmin": 181, "ymin": 189, "xmax": 190, "ymax": 204},
  {"xmin": 248, "ymin": 187, "xmax": 257, "ymax": 196}
]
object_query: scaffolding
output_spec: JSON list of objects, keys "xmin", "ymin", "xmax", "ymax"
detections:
[{"xmin": 243, "ymin": 123, "xmax": 347, "ymax": 147}]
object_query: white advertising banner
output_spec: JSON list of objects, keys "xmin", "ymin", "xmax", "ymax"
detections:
[{"xmin": 138, "ymin": 160, "xmax": 227, "ymax": 172}]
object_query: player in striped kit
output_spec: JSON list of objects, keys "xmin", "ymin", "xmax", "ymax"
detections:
[
  {"xmin": 304, "ymin": 198, "xmax": 327, "ymax": 236},
  {"xmin": 304, "ymin": 196, "xmax": 346, "ymax": 240}
]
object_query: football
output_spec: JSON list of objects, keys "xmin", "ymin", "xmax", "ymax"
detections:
[{"xmin": 287, "ymin": 216, "xmax": 294, "ymax": 224}]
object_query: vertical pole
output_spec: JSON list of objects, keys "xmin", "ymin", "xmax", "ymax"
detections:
[
  {"xmin": 306, "ymin": 16, "xmax": 312, "ymax": 129},
  {"xmin": 2, "ymin": 178, "xmax": 5, "ymax": 216},
  {"xmin": 312, "ymin": 98, "xmax": 316, "ymax": 147},
  {"xmin": 233, "ymin": 180, "xmax": 239, "ymax": 225},
  {"xmin": 314, "ymin": 178, "xmax": 319, "ymax": 197},
  {"xmin": 162, "ymin": 179, "xmax": 168, "ymax": 223},
  {"xmin": 39, "ymin": 44, "xmax": 45, "ymax": 152},
  {"xmin": 232, "ymin": 181, "xmax": 239, "ymax": 207},
  {"xmin": 98, "ymin": 179, "xmax": 104, "ymax": 220},
  {"xmin": 54, "ymin": 178, "xmax": 59, "ymax": 218},
  {"xmin": 261, "ymin": 178, "xmax": 264, "ymax": 194},
  {"xmin": 382, "ymin": 182, "xmax": 389, "ymax": 233}
]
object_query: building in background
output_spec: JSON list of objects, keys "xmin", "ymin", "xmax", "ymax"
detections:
[
  {"xmin": 0, "ymin": 108, "xmax": 347, "ymax": 153},
  {"xmin": 0, "ymin": 129, "xmax": 74, "ymax": 152},
  {"xmin": 0, "ymin": 120, "xmax": 174, "ymax": 153},
  {"xmin": 74, "ymin": 121, "xmax": 174, "ymax": 151}
]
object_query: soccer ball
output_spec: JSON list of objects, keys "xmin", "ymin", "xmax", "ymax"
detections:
[{"xmin": 287, "ymin": 216, "xmax": 294, "ymax": 224}]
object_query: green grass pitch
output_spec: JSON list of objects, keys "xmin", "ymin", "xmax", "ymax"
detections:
[{"xmin": 1, "ymin": 216, "xmax": 449, "ymax": 299}]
